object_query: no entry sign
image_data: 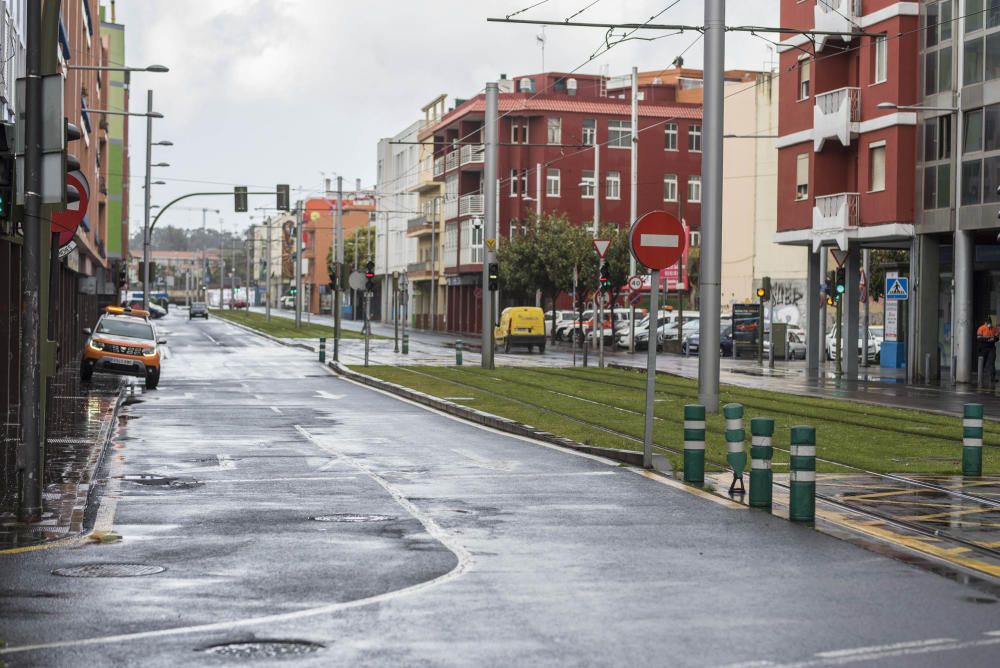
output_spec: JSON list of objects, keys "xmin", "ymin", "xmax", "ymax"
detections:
[{"xmin": 629, "ymin": 211, "xmax": 686, "ymax": 270}]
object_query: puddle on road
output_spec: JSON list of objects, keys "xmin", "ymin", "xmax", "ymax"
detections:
[
  {"xmin": 200, "ymin": 640, "xmax": 325, "ymax": 659},
  {"xmin": 121, "ymin": 473, "xmax": 202, "ymax": 489}
]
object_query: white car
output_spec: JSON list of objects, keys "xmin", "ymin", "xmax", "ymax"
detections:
[
  {"xmin": 546, "ymin": 310, "xmax": 576, "ymax": 338},
  {"xmin": 825, "ymin": 326, "xmax": 881, "ymax": 362},
  {"xmin": 588, "ymin": 308, "xmax": 640, "ymax": 344},
  {"xmin": 555, "ymin": 310, "xmax": 593, "ymax": 342},
  {"xmin": 617, "ymin": 311, "xmax": 678, "ymax": 349}
]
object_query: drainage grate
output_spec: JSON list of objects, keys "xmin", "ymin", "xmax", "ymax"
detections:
[
  {"xmin": 311, "ymin": 514, "xmax": 396, "ymax": 523},
  {"xmin": 53, "ymin": 563, "xmax": 165, "ymax": 578},
  {"xmin": 201, "ymin": 640, "xmax": 325, "ymax": 659},
  {"xmin": 121, "ymin": 473, "xmax": 201, "ymax": 489}
]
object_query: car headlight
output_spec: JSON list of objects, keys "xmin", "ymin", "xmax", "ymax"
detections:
[
  {"xmin": 142, "ymin": 347, "xmax": 157, "ymax": 357},
  {"xmin": 88, "ymin": 339, "xmax": 104, "ymax": 351}
]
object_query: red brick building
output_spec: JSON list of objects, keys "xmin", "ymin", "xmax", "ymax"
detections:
[{"xmin": 421, "ymin": 71, "xmax": 706, "ymax": 333}]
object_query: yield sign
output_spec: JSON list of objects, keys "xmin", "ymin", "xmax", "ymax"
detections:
[
  {"xmin": 628, "ymin": 211, "xmax": 685, "ymax": 270},
  {"xmin": 592, "ymin": 238, "xmax": 611, "ymax": 258},
  {"xmin": 831, "ymin": 249, "xmax": 848, "ymax": 267}
]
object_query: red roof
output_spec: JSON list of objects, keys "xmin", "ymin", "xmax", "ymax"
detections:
[{"xmin": 422, "ymin": 94, "xmax": 701, "ymax": 138}]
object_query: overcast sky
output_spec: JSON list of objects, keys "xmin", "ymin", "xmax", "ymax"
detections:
[{"xmin": 115, "ymin": 0, "xmax": 778, "ymax": 235}]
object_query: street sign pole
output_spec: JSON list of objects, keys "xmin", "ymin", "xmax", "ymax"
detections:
[
  {"xmin": 572, "ymin": 266, "xmax": 578, "ymax": 368},
  {"xmin": 643, "ymin": 269, "xmax": 659, "ymax": 469},
  {"xmin": 482, "ymin": 82, "xmax": 498, "ymax": 369},
  {"xmin": 364, "ymin": 289, "xmax": 371, "ymax": 367},
  {"xmin": 599, "ymin": 262, "xmax": 605, "ymax": 369}
]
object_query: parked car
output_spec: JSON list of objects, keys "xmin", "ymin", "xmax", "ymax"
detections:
[
  {"xmin": 495, "ymin": 307, "xmax": 546, "ymax": 353},
  {"xmin": 230, "ymin": 299, "xmax": 248, "ymax": 309},
  {"xmin": 127, "ymin": 300, "xmax": 165, "ymax": 319},
  {"xmin": 588, "ymin": 308, "xmax": 644, "ymax": 344},
  {"xmin": 763, "ymin": 329, "xmax": 808, "ymax": 360},
  {"xmin": 280, "ymin": 295, "xmax": 295, "ymax": 310},
  {"xmin": 189, "ymin": 302, "xmax": 209, "ymax": 320},
  {"xmin": 681, "ymin": 323, "xmax": 735, "ymax": 357},
  {"xmin": 825, "ymin": 326, "xmax": 881, "ymax": 362},
  {"xmin": 547, "ymin": 310, "xmax": 577, "ymax": 338},
  {"xmin": 617, "ymin": 311, "xmax": 682, "ymax": 350},
  {"xmin": 555, "ymin": 310, "xmax": 593, "ymax": 342}
]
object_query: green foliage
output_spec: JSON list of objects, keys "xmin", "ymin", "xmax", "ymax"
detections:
[
  {"xmin": 328, "ymin": 226, "xmax": 376, "ymax": 278},
  {"xmin": 867, "ymin": 249, "xmax": 908, "ymax": 301}
]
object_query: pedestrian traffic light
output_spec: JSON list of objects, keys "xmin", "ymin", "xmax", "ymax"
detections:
[
  {"xmin": 487, "ymin": 262, "xmax": 499, "ymax": 291},
  {"xmin": 599, "ymin": 263, "xmax": 610, "ymax": 292},
  {"xmin": 234, "ymin": 186, "xmax": 248, "ymax": 212},
  {"xmin": 276, "ymin": 184, "xmax": 290, "ymax": 211},
  {"xmin": 365, "ymin": 260, "xmax": 375, "ymax": 291},
  {"xmin": 835, "ymin": 267, "xmax": 846, "ymax": 297}
]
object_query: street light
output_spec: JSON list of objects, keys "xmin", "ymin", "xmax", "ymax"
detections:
[
  {"xmin": 877, "ymin": 102, "xmax": 958, "ymax": 112},
  {"xmin": 153, "ymin": 140, "xmax": 174, "ymax": 147},
  {"xmin": 68, "ymin": 64, "xmax": 169, "ymax": 73},
  {"xmin": 152, "ymin": 162, "xmax": 170, "ymax": 168}
]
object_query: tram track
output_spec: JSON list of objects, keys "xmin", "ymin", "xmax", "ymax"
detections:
[{"xmin": 379, "ymin": 365, "xmax": 1000, "ymax": 565}]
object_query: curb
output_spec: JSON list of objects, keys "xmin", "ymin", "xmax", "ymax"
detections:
[
  {"xmin": 83, "ymin": 382, "xmax": 128, "ymax": 524},
  {"xmin": 211, "ymin": 314, "xmax": 316, "ymax": 352},
  {"xmin": 327, "ymin": 360, "xmax": 668, "ymax": 472}
]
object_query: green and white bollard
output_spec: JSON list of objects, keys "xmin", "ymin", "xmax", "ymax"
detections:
[
  {"xmin": 402, "ymin": 333, "xmax": 409, "ymax": 355},
  {"xmin": 789, "ymin": 425, "xmax": 816, "ymax": 522},
  {"xmin": 683, "ymin": 404, "xmax": 706, "ymax": 484},
  {"xmin": 319, "ymin": 337, "xmax": 326, "ymax": 364},
  {"xmin": 749, "ymin": 417, "xmax": 774, "ymax": 508},
  {"xmin": 963, "ymin": 403, "xmax": 984, "ymax": 476},
  {"xmin": 456, "ymin": 339, "xmax": 463, "ymax": 366},
  {"xmin": 724, "ymin": 403, "xmax": 746, "ymax": 494}
]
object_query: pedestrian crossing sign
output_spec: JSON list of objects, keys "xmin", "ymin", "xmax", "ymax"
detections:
[{"xmin": 885, "ymin": 276, "xmax": 908, "ymax": 300}]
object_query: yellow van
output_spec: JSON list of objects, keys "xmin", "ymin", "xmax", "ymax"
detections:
[{"xmin": 495, "ymin": 306, "xmax": 546, "ymax": 354}]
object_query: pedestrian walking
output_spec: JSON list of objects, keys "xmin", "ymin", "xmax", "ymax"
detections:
[{"xmin": 976, "ymin": 317, "xmax": 998, "ymax": 383}]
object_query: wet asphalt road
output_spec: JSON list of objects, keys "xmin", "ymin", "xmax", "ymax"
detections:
[{"xmin": 1, "ymin": 312, "xmax": 999, "ymax": 666}]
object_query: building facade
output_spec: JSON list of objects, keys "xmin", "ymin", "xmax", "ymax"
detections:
[
  {"xmin": 775, "ymin": 0, "xmax": 919, "ymax": 378},
  {"xmin": 301, "ymin": 191, "xmax": 375, "ymax": 315},
  {"xmin": 376, "ymin": 122, "xmax": 420, "ymax": 322},
  {"xmin": 421, "ymin": 71, "xmax": 704, "ymax": 334},
  {"xmin": 99, "ymin": 4, "xmax": 128, "ymax": 263}
]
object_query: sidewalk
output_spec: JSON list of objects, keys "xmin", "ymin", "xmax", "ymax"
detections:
[{"xmin": 0, "ymin": 363, "xmax": 125, "ymax": 550}]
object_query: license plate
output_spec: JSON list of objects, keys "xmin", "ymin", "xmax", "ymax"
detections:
[
  {"xmin": 108, "ymin": 358, "xmax": 131, "ymax": 366},
  {"xmin": 515, "ymin": 328, "xmax": 531, "ymax": 333}
]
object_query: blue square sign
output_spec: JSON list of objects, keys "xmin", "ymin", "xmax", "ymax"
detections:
[{"xmin": 885, "ymin": 276, "xmax": 908, "ymax": 300}]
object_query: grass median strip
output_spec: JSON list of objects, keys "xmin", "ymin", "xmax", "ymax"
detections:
[
  {"xmin": 211, "ymin": 309, "xmax": 369, "ymax": 340},
  {"xmin": 360, "ymin": 365, "xmax": 999, "ymax": 476}
]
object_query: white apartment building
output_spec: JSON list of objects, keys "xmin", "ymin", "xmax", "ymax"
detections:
[{"xmin": 376, "ymin": 121, "xmax": 421, "ymax": 322}]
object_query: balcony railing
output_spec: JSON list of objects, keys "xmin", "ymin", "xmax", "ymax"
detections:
[
  {"xmin": 407, "ymin": 260, "xmax": 432, "ymax": 274},
  {"xmin": 407, "ymin": 216, "xmax": 431, "ymax": 234},
  {"xmin": 433, "ymin": 156, "xmax": 444, "ymax": 177},
  {"xmin": 460, "ymin": 143, "xmax": 485, "ymax": 166},
  {"xmin": 813, "ymin": 87, "xmax": 860, "ymax": 151},
  {"xmin": 813, "ymin": 192, "xmax": 859, "ymax": 235},
  {"xmin": 814, "ymin": 0, "xmax": 861, "ymax": 51},
  {"xmin": 459, "ymin": 194, "xmax": 484, "ymax": 217},
  {"xmin": 445, "ymin": 149, "xmax": 459, "ymax": 172}
]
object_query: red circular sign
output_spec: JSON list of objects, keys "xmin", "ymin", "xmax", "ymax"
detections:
[
  {"xmin": 51, "ymin": 171, "xmax": 90, "ymax": 248},
  {"xmin": 629, "ymin": 211, "xmax": 686, "ymax": 270}
]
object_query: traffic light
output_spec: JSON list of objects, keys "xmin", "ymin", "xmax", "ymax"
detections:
[
  {"xmin": 118, "ymin": 266, "xmax": 127, "ymax": 288},
  {"xmin": 289, "ymin": 287, "xmax": 297, "ymax": 296},
  {"xmin": 488, "ymin": 262, "xmax": 499, "ymax": 291},
  {"xmin": 757, "ymin": 276, "xmax": 771, "ymax": 301},
  {"xmin": 276, "ymin": 184, "xmax": 290, "ymax": 211},
  {"xmin": 825, "ymin": 270, "xmax": 836, "ymax": 302},
  {"xmin": 64, "ymin": 120, "xmax": 81, "ymax": 204},
  {"xmin": 328, "ymin": 273, "xmax": 337, "ymax": 292},
  {"xmin": 365, "ymin": 260, "xmax": 375, "ymax": 291},
  {"xmin": 234, "ymin": 186, "xmax": 248, "ymax": 212},
  {"xmin": 835, "ymin": 267, "xmax": 846, "ymax": 298},
  {"xmin": 826, "ymin": 295, "xmax": 835, "ymax": 306},
  {"xmin": 599, "ymin": 263, "xmax": 610, "ymax": 292}
]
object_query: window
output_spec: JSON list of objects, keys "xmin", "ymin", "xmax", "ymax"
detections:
[
  {"xmin": 688, "ymin": 175, "xmax": 702, "ymax": 203},
  {"xmin": 985, "ymin": 156, "xmax": 1000, "ymax": 203},
  {"xmin": 689, "ymin": 124, "xmax": 702, "ymax": 152},
  {"xmin": 968, "ymin": 0, "xmax": 984, "ymax": 31},
  {"xmin": 580, "ymin": 170, "xmax": 595, "ymax": 198},
  {"xmin": 470, "ymin": 219, "xmax": 484, "ymax": 263},
  {"xmin": 444, "ymin": 222, "xmax": 458, "ymax": 257},
  {"xmin": 664, "ymin": 123, "xmax": 678, "ymax": 150},
  {"xmin": 925, "ymin": 51, "xmax": 939, "ymax": 95},
  {"xmin": 689, "ymin": 230, "xmax": 701, "ymax": 247},
  {"xmin": 923, "ymin": 164, "xmax": 951, "ymax": 209},
  {"xmin": 965, "ymin": 109, "xmax": 984, "ymax": 152},
  {"xmin": 965, "ymin": 38, "xmax": 984, "ymax": 84},
  {"xmin": 923, "ymin": 116, "xmax": 952, "ymax": 161},
  {"xmin": 991, "ymin": 0, "xmax": 1000, "ymax": 28},
  {"xmin": 521, "ymin": 169, "xmax": 529, "ymax": 196},
  {"xmin": 509, "ymin": 169, "xmax": 518, "ymax": 197},
  {"xmin": 608, "ymin": 119, "xmax": 631, "ymax": 148},
  {"xmin": 874, "ymin": 34, "xmax": 888, "ymax": 84},
  {"xmin": 962, "ymin": 160, "xmax": 983, "ymax": 205},
  {"xmin": 582, "ymin": 118, "xmax": 596, "ymax": 145},
  {"xmin": 546, "ymin": 168, "xmax": 560, "ymax": 196},
  {"xmin": 987, "ymin": 33, "xmax": 1000, "ymax": 80},
  {"xmin": 663, "ymin": 174, "xmax": 678, "ymax": 202},
  {"xmin": 795, "ymin": 154, "xmax": 809, "ymax": 200},
  {"xmin": 941, "ymin": 1, "xmax": 953, "ymax": 41},
  {"xmin": 986, "ymin": 103, "xmax": 1000, "ymax": 151},
  {"xmin": 923, "ymin": 120, "xmax": 938, "ymax": 162},
  {"xmin": 927, "ymin": 2, "xmax": 939, "ymax": 47},
  {"xmin": 939, "ymin": 46, "xmax": 952, "ymax": 91},
  {"xmin": 606, "ymin": 171, "xmax": 621, "ymax": 199},
  {"xmin": 869, "ymin": 143, "xmax": 886, "ymax": 192},
  {"xmin": 510, "ymin": 121, "xmax": 520, "ymax": 144},
  {"xmin": 798, "ymin": 58, "xmax": 810, "ymax": 100},
  {"xmin": 547, "ymin": 117, "xmax": 561, "ymax": 145}
]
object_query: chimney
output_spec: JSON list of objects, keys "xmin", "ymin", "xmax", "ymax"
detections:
[
  {"xmin": 355, "ymin": 178, "xmax": 361, "ymax": 195},
  {"xmin": 324, "ymin": 178, "xmax": 331, "ymax": 195},
  {"xmin": 567, "ymin": 78, "xmax": 577, "ymax": 96}
]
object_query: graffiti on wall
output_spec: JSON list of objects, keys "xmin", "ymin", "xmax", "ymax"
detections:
[{"xmin": 767, "ymin": 279, "xmax": 807, "ymax": 327}]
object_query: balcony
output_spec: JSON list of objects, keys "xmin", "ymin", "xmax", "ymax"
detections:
[
  {"xmin": 814, "ymin": 0, "xmax": 860, "ymax": 52},
  {"xmin": 444, "ymin": 197, "xmax": 458, "ymax": 220},
  {"xmin": 813, "ymin": 87, "xmax": 859, "ymax": 151},
  {"xmin": 407, "ymin": 215, "xmax": 434, "ymax": 237},
  {"xmin": 433, "ymin": 156, "xmax": 444, "ymax": 177},
  {"xmin": 410, "ymin": 156, "xmax": 440, "ymax": 193},
  {"xmin": 458, "ymin": 194, "xmax": 484, "ymax": 217},
  {"xmin": 812, "ymin": 193, "xmax": 859, "ymax": 250},
  {"xmin": 460, "ymin": 143, "xmax": 485, "ymax": 167},
  {"xmin": 407, "ymin": 260, "xmax": 432, "ymax": 275},
  {"xmin": 445, "ymin": 149, "xmax": 459, "ymax": 172}
]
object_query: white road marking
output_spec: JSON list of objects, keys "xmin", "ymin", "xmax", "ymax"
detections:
[
  {"xmin": 450, "ymin": 448, "xmax": 517, "ymax": 472},
  {"xmin": 269, "ymin": 406, "xmax": 282, "ymax": 414},
  {"xmin": 215, "ymin": 455, "xmax": 236, "ymax": 470},
  {"xmin": 814, "ymin": 638, "xmax": 955, "ymax": 658},
  {"xmin": 0, "ymin": 427, "xmax": 473, "ymax": 658},
  {"xmin": 315, "ymin": 390, "xmax": 345, "ymax": 400},
  {"xmin": 733, "ymin": 636, "xmax": 1000, "ymax": 668},
  {"xmin": 203, "ymin": 332, "xmax": 219, "ymax": 345}
]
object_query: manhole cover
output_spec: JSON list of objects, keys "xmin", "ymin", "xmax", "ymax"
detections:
[
  {"xmin": 121, "ymin": 473, "xmax": 201, "ymax": 488},
  {"xmin": 311, "ymin": 514, "xmax": 396, "ymax": 523},
  {"xmin": 201, "ymin": 640, "xmax": 324, "ymax": 659},
  {"xmin": 53, "ymin": 563, "xmax": 165, "ymax": 578}
]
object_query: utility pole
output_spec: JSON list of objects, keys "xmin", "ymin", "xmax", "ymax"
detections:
[
  {"xmin": 430, "ymin": 196, "xmax": 440, "ymax": 331},
  {"xmin": 334, "ymin": 177, "xmax": 343, "ymax": 360},
  {"xmin": 218, "ymin": 219, "xmax": 225, "ymax": 307},
  {"xmin": 18, "ymin": 0, "xmax": 42, "ymax": 522},
  {"xmin": 482, "ymin": 82, "xmax": 498, "ymax": 369},
  {"xmin": 698, "ymin": 0, "xmax": 725, "ymax": 413},
  {"xmin": 295, "ymin": 201, "xmax": 303, "ymax": 329},
  {"xmin": 142, "ymin": 90, "xmax": 153, "ymax": 312},
  {"xmin": 593, "ymin": 142, "xmax": 601, "ymax": 366},
  {"xmin": 862, "ymin": 248, "xmax": 870, "ymax": 367},
  {"xmin": 265, "ymin": 216, "xmax": 272, "ymax": 321},
  {"xmin": 629, "ymin": 65, "xmax": 638, "ymax": 355}
]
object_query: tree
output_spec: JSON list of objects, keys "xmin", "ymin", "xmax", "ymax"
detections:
[
  {"xmin": 867, "ymin": 249, "xmax": 908, "ymax": 301},
  {"xmin": 327, "ymin": 226, "xmax": 377, "ymax": 283}
]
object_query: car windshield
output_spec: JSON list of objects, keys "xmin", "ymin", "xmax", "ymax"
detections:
[
  {"xmin": 96, "ymin": 317, "xmax": 154, "ymax": 340},
  {"xmin": 192, "ymin": 302, "xmax": 206, "ymax": 308}
]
